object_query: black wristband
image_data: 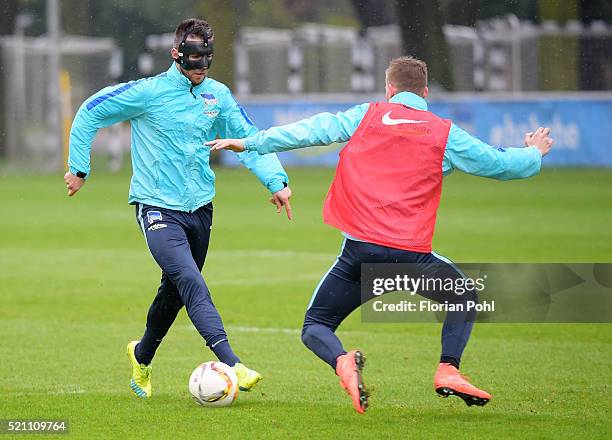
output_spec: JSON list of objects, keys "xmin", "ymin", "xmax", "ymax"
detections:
[
  {"xmin": 76, "ymin": 171, "xmax": 87, "ymax": 179},
  {"xmin": 283, "ymin": 181, "xmax": 288, "ymax": 188}
]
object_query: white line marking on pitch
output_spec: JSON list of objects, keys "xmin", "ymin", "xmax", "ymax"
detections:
[
  {"xmin": 184, "ymin": 325, "xmax": 368, "ymax": 336},
  {"xmin": 209, "ymin": 249, "xmax": 334, "ymax": 260},
  {"xmin": 207, "ymin": 273, "xmax": 322, "ymax": 286},
  {"xmin": 10, "ymin": 387, "xmax": 87, "ymax": 396}
]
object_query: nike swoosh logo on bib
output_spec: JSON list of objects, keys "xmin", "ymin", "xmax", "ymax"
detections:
[{"xmin": 381, "ymin": 111, "xmax": 427, "ymax": 126}]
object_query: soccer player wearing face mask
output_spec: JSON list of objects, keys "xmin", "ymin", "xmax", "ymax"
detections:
[{"xmin": 65, "ymin": 18, "xmax": 293, "ymax": 399}]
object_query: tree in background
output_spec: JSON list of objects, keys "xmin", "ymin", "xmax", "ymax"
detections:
[
  {"xmin": 89, "ymin": 0, "xmax": 198, "ymax": 80},
  {"xmin": 62, "ymin": 0, "xmax": 93, "ymax": 35},
  {"xmin": 393, "ymin": 0, "xmax": 453, "ymax": 91},
  {"xmin": 350, "ymin": 0, "xmax": 393, "ymax": 30},
  {"xmin": 444, "ymin": 0, "xmax": 481, "ymax": 26},
  {"xmin": 538, "ymin": 0, "xmax": 579, "ymax": 91},
  {"xmin": 0, "ymin": 0, "xmax": 19, "ymax": 35},
  {"xmin": 193, "ymin": 0, "xmax": 241, "ymax": 88},
  {"xmin": 578, "ymin": 0, "xmax": 612, "ymax": 90},
  {"xmin": 464, "ymin": 0, "xmax": 537, "ymax": 22},
  {"xmin": 349, "ymin": 0, "xmax": 453, "ymax": 90}
]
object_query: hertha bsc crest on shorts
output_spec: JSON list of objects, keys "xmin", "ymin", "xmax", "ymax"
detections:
[{"xmin": 147, "ymin": 211, "xmax": 163, "ymax": 224}]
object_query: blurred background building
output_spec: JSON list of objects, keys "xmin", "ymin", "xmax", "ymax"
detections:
[
  {"xmin": 232, "ymin": 18, "xmax": 612, "ymax": 95},
  {"xmin": 0, "ymin": 0, "xmax": 610, "ymax": 170}
]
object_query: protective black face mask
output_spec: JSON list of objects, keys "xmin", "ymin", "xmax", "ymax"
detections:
[{"xmin": 176, "ymin": 34, "xmax": 214, "ymax": 70}]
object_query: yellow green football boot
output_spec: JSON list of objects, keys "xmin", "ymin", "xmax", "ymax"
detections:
[
  {"xmin": 126, "ymin": 341, "xmax": 152, "ymax": 398},
  {"xmin": 232, "ymin": 363, "xmax": 262, "ymax": 391}
]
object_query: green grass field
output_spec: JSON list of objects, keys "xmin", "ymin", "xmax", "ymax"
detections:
[{"xmin": 1, "ymin": 166, "xmax": 611, "ymax": 439}]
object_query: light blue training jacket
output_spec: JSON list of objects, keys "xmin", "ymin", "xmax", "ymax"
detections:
[
  {"xmin": 68, "ymin": 63, "xmax": 288, "ymax": 212},
  {"xmin": 244, "ymin": 92, "xmax": 542, "ymax": 180}
]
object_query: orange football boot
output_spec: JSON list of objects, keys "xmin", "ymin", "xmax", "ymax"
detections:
[
  {"xmin": 335, "ymin": 350, "xmax": 369, "ymax": 414},
  {"xmin": 434, "ymin": 362, "xmax": 491, "ymax": 406}
]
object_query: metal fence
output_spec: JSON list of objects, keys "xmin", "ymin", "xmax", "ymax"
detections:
[
  {"xmin": 141, "ymin": 19, "xmax": 611, "ymax": 96},
  {"xmin": 445, "ymin": 17, "xmax": 612, "ymax": 92},
  {"xmin": 0, "ymin": 35, "xmax": 120, "ymax": 169},
  {"xmin": 234, "ymin": 28, "xmax": 294, "ymax": 95},
  {"xmin": 235, "ymin": 18, "xmax": 612, "ymax": 95}
]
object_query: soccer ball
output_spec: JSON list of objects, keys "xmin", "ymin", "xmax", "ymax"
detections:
[{"xmin": 189, "ymin": 361, "xmax": 239, "ymax": 407}]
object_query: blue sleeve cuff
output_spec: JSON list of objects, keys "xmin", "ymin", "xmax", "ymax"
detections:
[
  {"xmin": 244, "ymin": 136, "xmax": 258, "ymax": 152},
  {"xmin": 527, "ymin": 145, "xmax": 543, "ymax": 158},
  {"xmin": 527, "ymin": 145, "xmax": 543, "ymax": 173}
]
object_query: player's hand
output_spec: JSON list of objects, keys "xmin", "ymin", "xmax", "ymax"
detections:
[
  {"xmin": 525, "ymin": 127, "xmax": 554, "ymax": 157},
  {"xmin": 64, "ymin": 171, "xmax": 85, "ymax": 196},
  {"xmin": 270, "ymin": 186, "xmax": 293, "ymax": 220},
  {"xmin": 206, "ymin": 138, "xmax": 246, "ymax": 153}
]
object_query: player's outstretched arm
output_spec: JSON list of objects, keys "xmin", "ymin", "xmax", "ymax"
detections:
[
  {"xmin": 208, "ymin": 103, "xmax": 369, "ymax": 155},
  {"xmin": 443, "ymin": 124, "xmax": 553, "ymax": 180}
]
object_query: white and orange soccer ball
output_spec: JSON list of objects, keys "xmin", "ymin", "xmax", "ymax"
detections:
[{"xmin": 189, "ymin": 361, "xmax": 239, "ymax": 407}]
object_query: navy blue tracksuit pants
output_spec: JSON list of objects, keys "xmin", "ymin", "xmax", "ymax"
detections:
[
  {"xmin": 133, "ymin": 202, "xmax": 238, "ymax": 366},
  {"xmin": 301, "ymin": 238, "xmax": 477, "ymax": 369}
]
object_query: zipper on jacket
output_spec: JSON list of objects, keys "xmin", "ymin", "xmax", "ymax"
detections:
[{"xmin": 189, "ymin": 85, "xmax": 196, "ymax": 99}]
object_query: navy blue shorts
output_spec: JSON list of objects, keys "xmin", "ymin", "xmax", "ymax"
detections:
[
  {"xmin": 303, "ymin": 237, "xmax": 477, "ymax": 363},
  {"xmin": 134, "ymin": 202, "xmax": 229, "ymax": 347}
]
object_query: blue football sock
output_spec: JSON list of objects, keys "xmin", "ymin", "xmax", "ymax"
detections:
[
  {"xmin": 135, "ymin": 331, "xmax": 163, "ymax": 365},
  {"xmin": 210, "ymin": 339, "xmax": 240, "ymax": 366},
  {"xmin": 301, "ymin": 323, "xmax": 346, "ymax": 370}
]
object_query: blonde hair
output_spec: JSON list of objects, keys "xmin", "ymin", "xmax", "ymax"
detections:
[{"xmin": 385, "ymin": 56, "xmax": 428, "ymax": 97}]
